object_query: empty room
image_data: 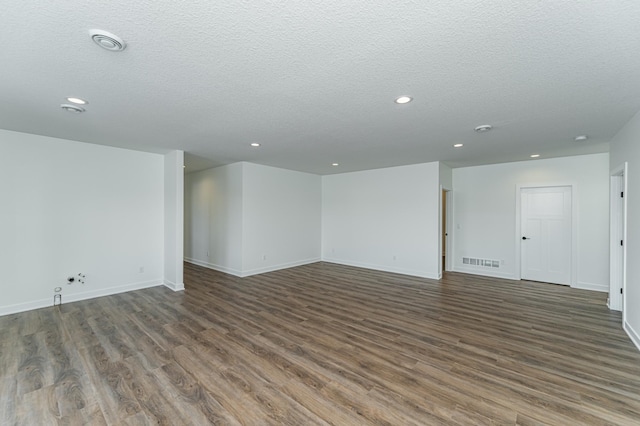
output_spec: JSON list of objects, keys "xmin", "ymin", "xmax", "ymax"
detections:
[{"xmin": 2, "ymin": 1, "xmax": 640, "ymax": 425}]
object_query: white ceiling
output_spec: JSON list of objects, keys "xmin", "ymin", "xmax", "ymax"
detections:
[{"xmin": 2, "ymin": 1, "xmax": 640, "ymax": 174}]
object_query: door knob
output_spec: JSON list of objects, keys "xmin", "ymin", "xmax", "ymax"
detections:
[{"xmin": 522, "ymin": 236, "xmax": 530, "ymax": 240}]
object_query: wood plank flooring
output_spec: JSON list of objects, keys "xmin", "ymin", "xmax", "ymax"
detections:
[{"xmin": 2, "ymin": 262, "xmax": 640, "ymax": 425}]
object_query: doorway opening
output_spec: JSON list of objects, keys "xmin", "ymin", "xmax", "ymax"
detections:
[
  {"xmin": 440, "ymin": 188, "xmax": 453, "ymax": 276},
  {"xmin": 442, "ymin": 189, "xmax": 447, "ymax": 271}
]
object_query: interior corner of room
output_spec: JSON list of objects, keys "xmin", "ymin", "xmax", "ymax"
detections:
[{"xmin": 3, "ymin": 112, "xmax": 639, "ymax": 352}]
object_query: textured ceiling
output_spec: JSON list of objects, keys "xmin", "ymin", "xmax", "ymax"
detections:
[{"xmin": 2, "ymin": 1, "xmax": 640, "ymax": 174}]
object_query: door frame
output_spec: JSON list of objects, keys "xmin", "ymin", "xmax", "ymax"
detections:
[
  {"xmin": 515, "ymin": 183, "xmax": 578, "ymax": 287},
  {"xmin": 438, "ymin": 185, "xmax": 454, "ymax": 278},
  {"xmin": 609, "ymin": 163, "xmax": 627, "ymax": 319}
]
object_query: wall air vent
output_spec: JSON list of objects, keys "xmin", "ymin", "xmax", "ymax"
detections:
[{"xmin": 462, "ymin": 257, "xmax": 500, "ymax": 268}]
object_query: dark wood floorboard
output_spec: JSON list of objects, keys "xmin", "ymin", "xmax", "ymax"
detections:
[{"xmin": 2, "ymin": 262, "xmax": 640, "ymax": 425}]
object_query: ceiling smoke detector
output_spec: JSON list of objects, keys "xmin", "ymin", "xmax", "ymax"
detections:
[
  {"xmin": 90, "ymin": 29, "xmax": 126, "ymax": 51},
  {"xmin": 474, "ymin": 124, "xmax": 493, "ymax": 133},
  {"xmin": 60, "ymin": 104, "xmax": 85, "ymax": 113}
]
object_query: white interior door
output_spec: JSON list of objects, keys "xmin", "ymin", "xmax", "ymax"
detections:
[
  {"xmin": 609, "ymin": 166, "xmax": 627, "ymax": 314},
  {"xmin": 521, "ymin": 186, "xmax": 572, "ymax": 285}
]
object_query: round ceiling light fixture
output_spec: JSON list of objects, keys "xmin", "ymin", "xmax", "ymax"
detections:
[
  {"xmin": 90, "ymin": 29, "xmax": 126, "ymax": 51},
  {"xmin": 66, "ymin": 97, "xmax": 88, "ymax": 105},
  {"xmin": 60, "ymin": 103, "xmax": 85, "ymax": 113},
  {"xmin": 453, "ymin": 143, "xmax": 463, "ymax": 148},
  {"xmin": 530, "ymin": 154, "xmax": 540, "ymax": 158},
  {"xmin": 474, "ymin": 124, "xmax": 493, "ymax": 133},
  {"xmin": 331, "ymin": 163, "xmax": 339, "ymax": 166},
  {"xmin": 250, "ymin": 143, "xmax": 261, "ymax": 147},
  {"xmin": 574, "ymin": 135, "xmax": 588, "ymax": 141},
  {"xmin": 395, "ymin": 96, "xmax": 412, "ymax": 104}
]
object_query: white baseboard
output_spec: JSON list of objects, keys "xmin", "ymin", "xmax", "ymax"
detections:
[
  {"xmin": 241, "ymin": 258, "xmax": 321, "ymax": 277},
  {"xmin": 0, "ymin": 298, "xmax": 54, "ymax": 318},
  {"xmin": 452, "ymin": 266, "xmax": 516, "ymax": 280},
  {"xmin": 624, "ymin": 321, "xmax": 640, "ymax": 352},
  {"xmin": 164, "ymin": 280, "xmax": 185, "ymax": 291},
  {"xmin": 184, "ymin": 258, "xmax": 243, "ymax": 277},
  {"xmin": 321, "ymin": 257, "xmax": 438, "ymax": 280},
  {"xmin": 185, "ymin": 257, "xmax": 321, "ymax": 278},
  {"xmin": 575, "ymin": 281, "xmax": 608, "ymax": 293},
  {"xmin": 0, "ymin": 279, "xmax": 164, "ymax": 317}
]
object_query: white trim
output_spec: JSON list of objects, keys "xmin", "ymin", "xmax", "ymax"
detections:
[
  {"xmin": 575, "ymin": 281, "xmax": 608, "ymax": 293},
  {"xmin": 322, "ymin": 258, "xmax": 438, "ymax": 280},
  {"xmin": 241, "ymin": 258, "xmax": 321, "ymax": 277},
  {"xmin": 438, "ymin": 184, "xmax": 443, "ymax": 278},
  {"xmin": 624, "ymin": 321, "xmax": 640, "ymax": 352},
  {"xmin": 445, "ymin": 189, "xmax": 454, "ymax": 272},
  {"xmin": 184, "ymin": 257, "xmax": 321, "ymax": 278},
  {"xmin": 609, "ymin": 163, "xmax": 628, "ymax": 320},
  {"xmin": 0, "ymin": 279, "xmax": 164, "ymax": 317},
  {"xmin": 164, "ymin": 280, "xmax": 185, "ymax": 291},
  {"xmin": 438, "ymin": 185, "xmax": 454, "ymax": 277},
  {"xmin": 184, "ymin": 257, "xmax": 243, "ymax": 277},
  {"xmin": 452, "ymin": 266, "xmax": 516, "ymax": 281},
  {"xmin": 515, "ymin": 183, "xmax": 577, "ymax": 287}
]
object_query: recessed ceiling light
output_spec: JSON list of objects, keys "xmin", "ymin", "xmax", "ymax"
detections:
[
  {"xmin": 250, "ymin": 143, "xmax": 261, "ymax": 147},
  {"xmin": 90, "ymin": 29, "xmax": 126, "ymax": 51},
  {"xmin": 395, "ymin": 96, "xmax": 412, "ymax": 104},
  {"xmin": 332, "ymin": 163, "xmax": 339, "ymax": 166},
  {"xmin": 474, "ymin": 124, "xmax": 493, "ymax": 133},
  {"xmin": 66, "ymin": 97, "xmax": 87, "ymax": 105},
  {"xmin": 453, "ymin": 143, "xmax": 463, "ymax": 148},
  {"xmin": 60, "ymin": 104, "xmax": 85, "ymax": 113},
  {"xmin": 574, "ymin": 135, "xmax": 588, "ymax": 141},
  {"xmin": 530, "ymin": 154, "xmax": 540, "ymax": 158}
]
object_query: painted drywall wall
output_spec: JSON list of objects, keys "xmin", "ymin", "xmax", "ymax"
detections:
[
  {"xmin": 609, "ymin": 109, "xmax": 640, "ymax": 350},
  {"xmin": 164, "ymin": 150, "xmax": 185, "ymax": 291},
  {"xmin": 322, "ymin": 162, "xmax": 441, "ymax": 279},
  {"xmin": 242, "ymin": 163, "xmax": 321, "ymax": 275},
  {"xmin": 184, "ymin": 162, "xmax": 321, "ymax": 276},
  {"xmin": 184, "ymin": 163, "xmax": 244, "ymax": 275},
  {"xmin": 452, "ymin": 153, "xmax": 610, "ymax": 291},
  {"xmin": 439, "ymin": 162, "xmax": 453, "ymax": 190},
  {"xmin": 0, "ymin": 129, "xmax": 165, "ymax": 315}
]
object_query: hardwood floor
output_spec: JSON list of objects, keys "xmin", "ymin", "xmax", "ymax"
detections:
[{"xmin": 2, "ymin": 262, "xmax": 640, "ymax": 425}]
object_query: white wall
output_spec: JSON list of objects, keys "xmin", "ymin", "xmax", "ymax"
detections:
[
  {"xmin": 452, "ymin": 153, "xmax": 610, "ymax": 291},
  {"xmin": 610, "ymin": 109, "xmax": 640, "ymax": 350},
  {"xmin": 242, "ymin": 163, "xmax": 321, "ymax": 275},
  {"xmin": 164, "ymin": 150, "xmax": 185, "ymax": 291},
  {"xmin": 184, "ymin": 162, "xmax": 321, "ymax": 277},
  {"xmin": 184, "ymin": 163, "xmax": 244, "ymax": 275},
  {"xmin": 439, "ymin": 162, "xmax": 453, "ymax": 190},
  {"xmin": 0, "ymin": 129, "xmax": 165, "ymax": 315},
  {"xmin": 322, "ymin": 162, "xmax": 441, "ymax": 279}
]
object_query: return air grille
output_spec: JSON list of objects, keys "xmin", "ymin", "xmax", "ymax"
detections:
[{"xmin": 462, "ymin": 257, "xmax": 500, "ymax": 268}]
